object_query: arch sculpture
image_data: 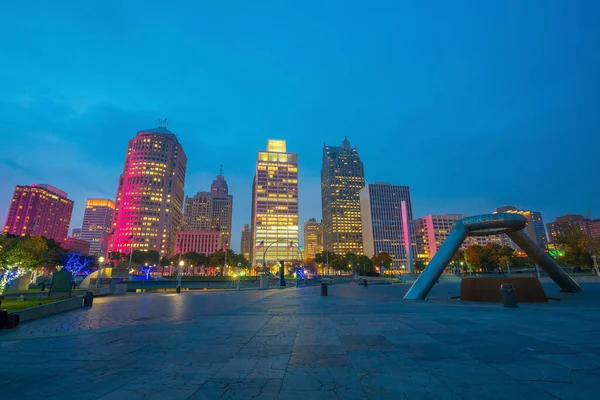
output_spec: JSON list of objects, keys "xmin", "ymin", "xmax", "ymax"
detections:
[{"xmin": 404, "ymin": 213, "xmax": 583, "ymax": 300}]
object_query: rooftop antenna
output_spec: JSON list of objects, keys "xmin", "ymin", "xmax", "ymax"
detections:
[{"xmin": 219, "ymin": 164, "xmax": 223, "ymax": 175}]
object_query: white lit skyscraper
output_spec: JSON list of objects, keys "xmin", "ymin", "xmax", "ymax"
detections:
[{"xmin": 250, "ymin": 140, "xmax": 299, "ymax": 266}]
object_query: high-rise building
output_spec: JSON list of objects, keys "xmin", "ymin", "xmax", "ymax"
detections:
[
  {"xmin": 79, "ymin": 199, "xmax": 115, "ymax": 256},
  {"xmin": 110, "ymin": 125, "xmax": 187, "ymax": 256},
  {"xmin": 72, "ymin": 228, "xmax": 81, "ymax": 239},
  {"xmin": 250, "ymin": 140, "xmax": 299, "ymax": 266},
  {"xmin": 321, "ymin": 138, "xmax": 365, "ymax": 255},
  {"xmin": 182, "ymin": 169, "xmax": 233, "ymax": 247},
  {"xmin": 546, "ymin": 214, "xmax": 593, "ymax": 243},
  {"xmin": 415, "ymin": 214, "xmax": 503, "ymax": 262},
  {"xmin": 183, "ymin": 192, "xmax": 214, "ymax": 231},
  {"xmin": 210, "ymin": 168, "xmax": 233, "ymax": 245},
  {"xmin": 3, "ymin": 184, "xmax": 73, "ymax": 243},
  {"xmin": 303, "ymin": 218, "xmax": 323, "ymax": 261},
  {"xmin": 360, "ymin": 183, "xmax": 416, "ymax": 269},
  {"xmin": 240, "ymin": 224, "xmax": 252, "ymax": 261},
  {"xmin": 494, "ymin": 206, "xmax": 547, "ymax": 250}
]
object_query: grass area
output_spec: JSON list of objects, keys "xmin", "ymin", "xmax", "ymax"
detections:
[
  {"xmin": 3, "ymin": 289, "xmax": 44, "ymax": 294},
  {"xmin": 1, "ymin": 297, "xmax": 67, "ymax": 312}
]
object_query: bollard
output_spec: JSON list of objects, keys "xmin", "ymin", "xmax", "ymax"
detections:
[
  {"xmin": 83, "ymin": 291, "xmax": 94, "ymax": 307},
  {"xmin": 176, "ymin": 286, "xmax": 181, "ymax": 293},
  {"xmin": 500, "ymin": 284, "xmax": 518, "ymax": 308},
  {"xmin": 321, "ymin": 283, "xmax": 328, "ymax": 296},
  {"xmin": 364, "ymin": 279, "xmax": 368, "ymax": 287}
]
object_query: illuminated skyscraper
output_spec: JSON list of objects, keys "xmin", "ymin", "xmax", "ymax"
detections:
[
  {"xmin": 360, "ymin": 183, "xmax": 416, "ymax": 269},
  {"xmin": 183, "ymin": 192, "xmax": 214, "ymax": 231},
  {"xmin": 250, "ymin": 140, "xmax": 299, "ymax": 266},
  {"xmin": 303, "ymin": 218, "xmax": 323, "ymax": 261},
  {"xmin": 110, "ymin": 125, "xmax": 187, "ymax": 256},
  {"xmin": 240, "ymin": 224, "xmax": 252, "ymax": 260},
  {"xmin": 321, "ymin": 138, "xmax": 365, "ymax": 255},
  {"xmin": 3, "ymin": 184, "xmax": 74, "ymax": 243},
  {"xmin": 80, "ymin": 199, "xmax": 115, "ymax": 256}
]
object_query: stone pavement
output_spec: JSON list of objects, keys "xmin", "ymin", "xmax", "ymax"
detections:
[{"xmin": 1, "ymin": 282, "xmax": 600, "ymax": 399}]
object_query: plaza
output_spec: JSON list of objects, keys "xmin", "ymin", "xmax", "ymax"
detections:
[{"xmin": 1, "ymin": 282, "xmax": 600, "ymax": 399}]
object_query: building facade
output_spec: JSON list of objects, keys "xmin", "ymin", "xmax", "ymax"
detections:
[
  {"xmin": 182, "ymin": 170, "xmax": 233, "ymax": 249},
  {"xmin": 110, "ymin": 126, "xmax": 187, "ymax": 256},
  {"xmin": 3, "ymin": 184, "xmax": 74, "ymax": 243},
  {"xmin": 240, "ymin": 224, "xmax": 252, "ymax": 261},
  {"xmin": 175, "ymin": 231, "xmax": 221, "ymax": 255},
  {"xmin": 321, "ymin": 138, "xmax": 365, "ymax": 255},
  {"xmin": 250, "ymin": 140, "xmax": 299, "ymax": 266},
  {"xmin": 494, "ymin": 206, "xmax": 547, "ymax": 250},
  {"xmin": 546, "ymin": 214, "xmax": 593, "ymax": 243},
  {"xmin": 72, "ymin": 228, "xmax": 81, "ymax": 239},
  {"xmin": 62, "ymin": 237, "xmax": 91, "ymax": 255},
  {"xmin": 415, "ymin": 214, "xmax": 503, "ymax": 262},
  {"xmin": 80, "ymin": 199, "xmax": 115, "ymax": 256},
  {"xmin": 360, "ymin": 183, "xmax": 416, "ymax": 269},
  {"xmin": 303, "ymin": 218, "xmax": 323, "ymax": 261}
]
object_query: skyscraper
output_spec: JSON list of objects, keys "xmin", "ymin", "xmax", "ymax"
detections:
[
  {"xmin": 80, "ymin": 199, "xmax": 115, "ymax": 256},
  {"xmin": 250, "ymin": 140, "xmax": 299, "ymax": 266},
  {"xmin": 303, "ymin": 218, "xmax": 323, "ymax": 261},
  {"xmin": 210, "ymin": 168, "xmax": 233, "ymax": 245},
  {"xmin": 546, "ymin": 214, "xmax": 593, "ymax": 243},
  {"xmin": 110, "ymin": 125, "xmax": 187, "ymax": 256},
  {"xmin": 360, "ymin": 183, "xmax": 416, "ymax": 269},
  {"xmin": 240, "ymin": 224, "xmax": 252, "ymax": 260},
  {"xmin": 182, "ymin": 169, "xmax": 233, "ymax": 246},
  {"xmin": 494, "ymin": 206, "xmax": 548, "ymax": 250},
  {"xmin": 72, "ymin": 228, "xmax": 81, "ymax": 239},
  {"xmin": 3, "ymin": 184, "xmax": 73, "ymax": 243},
  {"xmin": 321, "ymin": 138, "xmax": 365, "ymax": 255}
]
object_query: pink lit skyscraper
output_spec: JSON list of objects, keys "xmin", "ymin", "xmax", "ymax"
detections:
[
  {"xmin": 110, "ymin": 125, "xmax": 187, "ymax": 256},
  {"xmin": 3, "ymin": 184, "xmax": 74, "ymax": 243}
]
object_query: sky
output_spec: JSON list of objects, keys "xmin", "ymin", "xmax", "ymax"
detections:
[{"xmin": 0, "ymin": 1, "xmax": 598, "ymax": 252}]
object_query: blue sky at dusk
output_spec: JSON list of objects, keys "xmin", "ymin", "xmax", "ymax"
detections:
[{"xmin": 1, "ymin": 1, "xmax": 598, "ymax": 251}]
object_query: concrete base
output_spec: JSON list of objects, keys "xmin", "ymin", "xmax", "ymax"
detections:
[
  {"xmin": 460, "ymin": 277, "xmax": 548, "ymax": 303},
  {"xmin": 12, "ymin": 296, "xmax": 85, "ymax": 323}
]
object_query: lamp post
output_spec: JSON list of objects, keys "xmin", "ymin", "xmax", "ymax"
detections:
[
  {"xmin": 177, "ymin": 260, "xmax": 184, "ymax": 293},
  {"xmin": 237, "ymin": 262, "xmax": 241, "ymax": 291},
  {"xmin": 97, "ymin": 256, "xmax": 105, "ymax": 288}
]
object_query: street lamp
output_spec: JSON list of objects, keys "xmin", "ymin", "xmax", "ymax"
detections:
[
  {"xmin": 177, "ymin": 260, "xmax": 184, "ymax": 293},
  {"xmin": 97, "ymin": 256, "xmax": 105, "ymax": 288}
]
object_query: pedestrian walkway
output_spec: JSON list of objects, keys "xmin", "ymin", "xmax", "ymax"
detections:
[{"xmin": 1, "ymin": 283, "xmax": 599, "ymax": 399}]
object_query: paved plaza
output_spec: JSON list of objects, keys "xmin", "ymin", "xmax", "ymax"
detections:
[{"xmin": 1, "ymin": 282, "xmax": 600, "ymax": 399}]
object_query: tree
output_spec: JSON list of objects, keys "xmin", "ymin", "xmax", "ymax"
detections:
[
  {"xmin": 64, "ymin": 253, "xmax": 93, "ymax": 277},
  {"xmin": 372, "ymin": 252, "xmax": 393, "ymax": 277},
  {"xmin": 464, "ymin": 245, "xmax": 482, "ymax": 271},
  {"xmin": 556, "ymin": 226, "xmax": 600, "ymax": 268},
  {"xmin": 414, "ymin": 260, "xmax": 426, "ymax": 273},
  {"xmin": 0, "ymin": 235, "xmax": 49, "ymax": 293}
]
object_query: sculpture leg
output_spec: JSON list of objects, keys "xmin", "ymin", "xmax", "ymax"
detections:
[
  {"xmin": 404, "ymin": 222, "xmax": 469, "ymax": 300},
  {"xmin": 507, "ymin": 230, "xmax": 583, "ymax": 293}
]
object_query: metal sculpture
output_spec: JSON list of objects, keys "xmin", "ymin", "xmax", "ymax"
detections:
[{"xmin": 404, "ymin": 213, "xmax": 583, "ymax": 300}]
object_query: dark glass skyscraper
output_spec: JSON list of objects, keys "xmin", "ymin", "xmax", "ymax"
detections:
[{"xmin": 321, "ymin": 138, "xmax": 365, "ymax": 255}]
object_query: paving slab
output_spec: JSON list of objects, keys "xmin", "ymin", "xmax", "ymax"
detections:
[{"xmin": 2, "ymin": 282, "xmax": 600, "ymax": 399}]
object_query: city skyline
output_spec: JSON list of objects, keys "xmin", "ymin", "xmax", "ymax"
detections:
[{"xmin": 1, "ymin": 2, "xmax": 599, "ymax": 252}]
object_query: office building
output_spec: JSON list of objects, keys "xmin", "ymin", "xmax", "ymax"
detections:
[
  {"xmin": 62, "ymin": 237, "xmax": 91, "ymax": 255},
  {"xmin": 360, "ymin": 183, "xmax": 416, "ymax": 269},
  {"xmin": 175, "ymin": 231, "xmax": 221, "ymax": 255},
  {"xmin": 3, "ymin": 184, "xmax": 73, "ymax": 243},
  {"xmin": 110, "ymin": 125, "xmax": 187, "ymax": 256},
  {"xmin": 250, "ymin": 140, "xmax": 299, "ymax": 265},
  {"xmin": 321, "ymin": 138, "xmax": 365, "ymax": 255},
  {"xmin": 547, "ymin": 214, "xmax": 593, "ymax": 243},
  {"xmin": 182, "ymin": 169, "xmax": 233, "ymax": 247},
  {"xmin": 80, "ymin": 199, "xmax": 115, "ymax": 256},
  {"xmin": 303, "ymin": 218, "xmax": 323, "ymax": 261},
  {"xmin": 72, "ymin": 228, "xmax": 81, "ymax": 239},
  {"xmin": 415, "ymin": 214, "xmax": 503, "ymax": 262},
  {"xmin": 494, "ymin": 206, "xmax": 547, "ymax": 250},
  {"xmin": 240, "ymin": 224, "xmax": 252, "ymax": 261}
]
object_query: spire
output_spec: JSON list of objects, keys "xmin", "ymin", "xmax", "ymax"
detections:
[{"xmin": 219, "ymin": 164, "xmax": 223, "ymax": 176}]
